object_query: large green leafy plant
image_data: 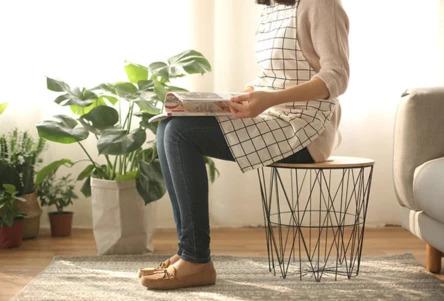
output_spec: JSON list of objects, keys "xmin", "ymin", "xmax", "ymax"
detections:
[{"xmin": 37, "ymin": 50, "xmax": 218, "ymax": 204}]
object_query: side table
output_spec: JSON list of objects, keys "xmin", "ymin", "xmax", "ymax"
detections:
[{"xmin": 257, "ymin": 156, "xmax": 375, "ymax": 281}]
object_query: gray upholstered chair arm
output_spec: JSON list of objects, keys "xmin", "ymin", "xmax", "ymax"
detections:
[{"xmin": 393, "ymin": 87, "xmax": 444, "ymax": 210}]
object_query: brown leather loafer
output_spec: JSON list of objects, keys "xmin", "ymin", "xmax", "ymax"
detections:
[
  {"xmin": 138, "ymin": 258, "xmax": 172, "ymax": 278},
  {"xmin": 140, "ymin": 262, "xmax": 217, "ymax": 290}
]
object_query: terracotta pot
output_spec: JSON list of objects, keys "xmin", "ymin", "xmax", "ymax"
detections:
[
  {"xmin": 48, "ymin": 212, "xmax": 73, "ymax": 237},
  {"xmin": 16, "ymin": 192, "xmax": 42, "ymax": 239},
  {"xmin": 0, "ymin": 218, "xmax": 24, "ymax": 248}
]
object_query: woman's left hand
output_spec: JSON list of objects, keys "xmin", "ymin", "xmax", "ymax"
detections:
[{"xmin": 229, "ymin": 91, "xmax": 274, "ymax": 118}]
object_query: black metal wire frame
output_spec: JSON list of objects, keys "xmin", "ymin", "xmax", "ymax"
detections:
[{"xmin": 257, "ymin": 165, "xmax": 374, "ymax": 282}]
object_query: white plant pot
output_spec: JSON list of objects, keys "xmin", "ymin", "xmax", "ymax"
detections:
[{"xmin": 90, "ymin": 178, "xmax": 156, "ymax": 255}]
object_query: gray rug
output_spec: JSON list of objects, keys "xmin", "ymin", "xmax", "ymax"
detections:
[{"xmin": 12, "ymin": 254, "xmax": 444, "ymax": 301}]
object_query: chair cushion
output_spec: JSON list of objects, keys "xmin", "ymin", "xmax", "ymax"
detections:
[{"xmin": 413, "ymin": 157, "xmax": 444, "ymax": 224}]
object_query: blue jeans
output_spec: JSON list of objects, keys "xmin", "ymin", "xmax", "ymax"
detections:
[{"xmin": 156, "ymin": 116, "xmax": 313, "ymax": 263}]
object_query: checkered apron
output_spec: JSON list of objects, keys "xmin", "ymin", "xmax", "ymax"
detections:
[{"xmin": 216, "ymin": 1, "xmax": 337, "ymax": 172}]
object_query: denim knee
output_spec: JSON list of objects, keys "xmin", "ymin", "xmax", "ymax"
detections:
[
  {"xmin": 156, "ymin": 119, "xmax": 169, "ymax": 141},
  {"xmin": 163, "ymin": 118, "xmax": 192, "ymax": 146}
]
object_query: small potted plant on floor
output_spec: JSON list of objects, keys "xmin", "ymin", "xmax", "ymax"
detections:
[
  {"xmin": 0, "ymin": 184, "xmax": 25, "ymax": 248},
  {"xmin": 0, "ymin": 130, "xmax": 46, "ymax": 239},
  {"xmin": 37, "ymin": 168, "xmax": 77, "ymax": 237}
]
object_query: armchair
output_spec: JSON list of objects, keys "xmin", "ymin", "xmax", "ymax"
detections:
[{"xmin": 393, "ymin": 87, "xmax": 444, "ymax": 274}]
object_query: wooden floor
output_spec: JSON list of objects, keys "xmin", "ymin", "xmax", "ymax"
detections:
[{"xmin": 0, "ymin": 227, "xmax": 443, "ymax": 301}]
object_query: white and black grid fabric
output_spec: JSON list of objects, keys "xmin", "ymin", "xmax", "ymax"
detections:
[{"xmin": 216, "ymin": 1, "xmax": 337, "ymax": 172}]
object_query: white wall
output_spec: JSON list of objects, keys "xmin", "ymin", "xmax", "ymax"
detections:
[{"xmin": 1, "ymin": 0, "xmax": 442, "ymax": 229}]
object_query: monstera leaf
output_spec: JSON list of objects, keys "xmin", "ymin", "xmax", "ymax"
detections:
[
  {"xmin": 168, "ymin": 49, "xmax": 211, "ymax": 77},
  {"xmin": 125, "ymin": 63, "xmax": 148, "ymax": 84},
  {"xmin": 80, "ymin": 105, "xmax": 119, "ymax": 130},
  {"xmin": 136, "ymin": 159, "xmax": 166, "ymax": 205},
  {"xmin": 36, "ymin": 115, "xmax": 89, "ymax": 144},
  {"xmin": 97, "ymin": 128, "xmax": 146, "ymax": 155}
]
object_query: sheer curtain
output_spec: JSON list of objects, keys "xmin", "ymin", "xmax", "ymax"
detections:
[
  {"xmin": 0, "ymin": 0, "xmax": 195, "ymax": 228},
  {"xmin": 337, "ymin": 0, "xmax": 442, "ymax": 225},
  {"xmin": 1, "ymin": 0, "xmax": 442, "ymax": 228}
]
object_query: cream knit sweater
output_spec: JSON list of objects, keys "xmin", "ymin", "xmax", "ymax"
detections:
[{"xmin": 298, "ymin": 0, "xmax": 349, "ymax": 161}]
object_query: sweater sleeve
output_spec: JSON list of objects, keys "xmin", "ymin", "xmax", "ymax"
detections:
[{"xmin": 300, "ymin": 0, "xmax": 350, "ymax": 98}]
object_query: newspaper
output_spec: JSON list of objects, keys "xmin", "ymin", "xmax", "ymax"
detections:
[{"xmin": 148, "ymin": 92, "xmax": 243, "ymax": 123}]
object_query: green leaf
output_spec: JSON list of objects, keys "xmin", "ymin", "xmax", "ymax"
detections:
[
  {"xmin": 137, "ymin": 112, "xmax": 159, "ymax": 134},
  {"xmin": 136, "ymin": 159, "xmax": 166, "ymax": 205},
  {"xmin": 78, "ymin": 118, "xmax": 99, "ymax": 135},
  {"xmin": 149, "ymin": 62, "xmax": 169, "ymax": 82},
  {"xmin": 101, "ymin": 95, "xmax": 118, "ymax": 105},
  {"xmin": 47, "ymin": 77, "xmax": 70, "ymax": 92},
  {"xmin": 77, "ymin": 164, "xmax": 95, "ymax": 181},
  {"xmin": 97, "ymin": 128, "xmax": 146, "ymax": 155},
  {"xmin": 113, "ymin": 82, "xmax": 139, "ymax": 98},
  {"xmin": 81, "ymin": 89, "xmax": 98, "ymax": 100},
  {"xmin": 138, "ymin": 80, "xmax": 154, "ymax": 91},
  {"xmin": 125, "ymin": 63, "xmax": 148, "ymax": 83},
  {"xmin": 2, "ymin": 184, "xmax": 17, "ymax": 194},
  {"xmin": 204, "ymin": 157, "xmax": 219, "ymax": 183},
  {"xmin": 55, "ymin": 88, "xmax": 98, "ymax": 108},
  {"xmin": 63, "ymin": 98, "xmax": 94, "ymax": 107},
  {"xmin": 168, "ymin": 49, "xmax": 211, "ymax": 76},
  {"xmin": 0, "ymin": 103, "xmax": 8, "ymax": 114},
  {"xmin": 35, "ymin": 159, "xmax": 74, "ymax": 187},
  {"xmin": 97, "ymin": 84, "xmax": 117, "ymax": 94},
  {"xmin": 135, "ymin": 100, "xmax": 162, "ymax": 115},
  {"xmin": 153, "ymin": 80, "xmax": 166, "ymax": 102},
  {"xmin": 36, "ymin": 115, "xmax": 89, "ymax": 144},
  {"xmin": 70, "ymin": 97, "xmax": 106, "ymax": 116},
  {"xmin": 81, "ymin": 105, "xmax": 119, "ymax": 130},
  {"xmin": 81, "ymin": 177, "xmax": 91, "ymax": 197},
  {"xmin": 54, "ymin": 94, "xmax": 70, "ymax": 105}
]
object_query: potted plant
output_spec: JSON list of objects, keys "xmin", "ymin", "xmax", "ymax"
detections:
[
  {"xmin": 36, "ymin": 50, "xmax": 219, "ymax": 254},
  {"xmin": 0, "ymin": 184, "xmax": 25, "ymax": 248},
  {"xmin": 0, "ymin": 130, "xmax": 45, "ymax": 239},
  {"xmin": 37, "ymin": 167, "xmax": 77, "ymax": 237}
]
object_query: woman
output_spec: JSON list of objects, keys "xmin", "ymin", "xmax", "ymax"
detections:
[{"xmin": 140, "ymin": 0, "xmax": 349, "ymax": 290}]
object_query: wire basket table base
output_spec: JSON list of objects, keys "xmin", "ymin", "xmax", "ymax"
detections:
[{"xmin": 257, "ymin": 157, "xmax": 374, "ymax": 282}]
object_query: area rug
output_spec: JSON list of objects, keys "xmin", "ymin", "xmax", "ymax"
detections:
[{"xmin": 12, "ymin": 254, "xmax": 444, "ymax": 301}]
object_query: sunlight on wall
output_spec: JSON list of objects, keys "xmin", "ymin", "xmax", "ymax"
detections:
[
  {"xmin": 335, "ymin": 0, "xmax": 441, "ymax": 226},
  {"xmin": 341, "ymin": 0, "xmax": 441, "ymax": 121},
  {"xmin": 0, "ymin": 0, "xmax": 195, "ymax": 228},
  {"xmin": 0, "ymin": 0, "xmax": 193, "ymax": 126}
]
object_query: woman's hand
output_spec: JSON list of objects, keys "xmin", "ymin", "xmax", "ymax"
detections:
[{"xmin": 229, "ymin": 91, "xmax": 274, "ymax": 119}]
